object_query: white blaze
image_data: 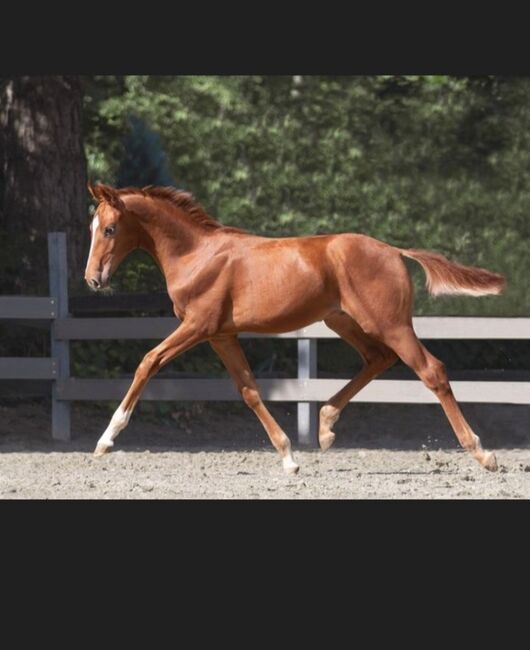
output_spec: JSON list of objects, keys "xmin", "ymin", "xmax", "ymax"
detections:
[{"xmin": 86, "ymin": 214, "xmax": 99, "ymax": 273}]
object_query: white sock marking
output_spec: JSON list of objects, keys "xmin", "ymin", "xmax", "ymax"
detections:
[
  {"xmin": 97, "ymin": 406, "xmax": 131, "ymax": 448},
  {"xmin": 282, "ymin": 451, "xmax": 299, "ymax": 472}
]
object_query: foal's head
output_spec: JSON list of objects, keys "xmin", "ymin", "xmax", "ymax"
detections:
[{"xmin": 85, "ymin": 183, "xmax": 138, "ymax": 290}]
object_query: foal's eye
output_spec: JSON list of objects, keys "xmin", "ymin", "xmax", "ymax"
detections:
[{"xmin": 104, "ymin": 225, "xmax": 116, "ymax": 238}]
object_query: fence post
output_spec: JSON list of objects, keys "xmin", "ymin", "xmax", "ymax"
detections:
[
  {"xmin": 297, "ymin": 338, "xmax": 318, "ymax": 446},
  {"xmin": 48, "ymin": 232, "xmax": 71, "ymax": 440}
]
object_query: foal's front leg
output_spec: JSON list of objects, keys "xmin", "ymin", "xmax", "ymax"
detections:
[
  {"xmin": 94, "ymin": 321, "xmax": 204, "ymax": 457},
  {"xmin": 210, "ymin": 335, "xmax": 299, "ymax": 474}
]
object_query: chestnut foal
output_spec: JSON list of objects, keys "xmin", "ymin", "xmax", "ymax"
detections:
[{"xmin": 85, "ymin": 183, "xmax": 505, "ymax": 474}]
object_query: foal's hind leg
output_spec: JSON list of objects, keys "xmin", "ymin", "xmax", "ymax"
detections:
[
  {"xmin": 210, "ymin": 335, "xmax": 299, "ymax": 475},
  {"xmin": 382, "ymin": 325, "xmax": 497, "ymax": 471},
  {"xmin": 319, "ymin": 312, "xmax": 398, "ymax": 451}
]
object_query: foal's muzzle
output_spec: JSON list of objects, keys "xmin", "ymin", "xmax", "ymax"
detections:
[
  {"xmin": 87, "ymin": 277, "xmax": 102, "ymax": 290},
  {"xmin": 85, "ymin": 273, "xmax": 110, "ymax": 291}
]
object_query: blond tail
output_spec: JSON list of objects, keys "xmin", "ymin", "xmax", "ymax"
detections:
[{"xmin": 400, "ymin": 249, "xmax": 505, "ymax": 297}]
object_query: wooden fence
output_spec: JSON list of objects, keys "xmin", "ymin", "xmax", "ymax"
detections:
[{"xmin": 1, "ymin": 233, "xmax": 529, "ymax": 444}]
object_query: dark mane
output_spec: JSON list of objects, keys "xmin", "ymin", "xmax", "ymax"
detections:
[{"xmin": 118, "ymin": 185, "xmax": 244, "ymax": 233}]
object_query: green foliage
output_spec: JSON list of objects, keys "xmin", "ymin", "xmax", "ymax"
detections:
[{"xmin": 117, "ymin": 116, "xmax": 175, "ymax": 188}]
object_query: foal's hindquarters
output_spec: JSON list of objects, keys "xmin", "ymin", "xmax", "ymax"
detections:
[{"xmin": 318, "ymin": 235, "xmax": 498, "ymax": 471}]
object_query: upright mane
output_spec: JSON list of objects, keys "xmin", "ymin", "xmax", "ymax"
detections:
[{"xmin": 118, "ymin": 185, "xmax": 244, "ymax": 233}]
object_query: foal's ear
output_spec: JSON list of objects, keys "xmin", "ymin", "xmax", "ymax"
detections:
[
  {"xmin": 90, "ymin": 183, "xmax": 126, "ymax": 212},
  {"xmin": 87, "ymin": 181, "xmax": 100, "ymax": 201}
]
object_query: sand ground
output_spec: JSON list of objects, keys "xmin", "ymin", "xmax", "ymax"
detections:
[{"xmin": 0, "ymin": 400, "xmax": 528, "ymax": 499}]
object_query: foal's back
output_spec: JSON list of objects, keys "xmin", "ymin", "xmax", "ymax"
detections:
[{"xmin": 223, "ymin": 231, "xmax": 409, "ymax": 335}]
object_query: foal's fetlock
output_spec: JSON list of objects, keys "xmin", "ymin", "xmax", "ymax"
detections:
[
  {"xmin": 319, "ymin": 431, "xmax": 336, "ymax": 452},
  {"xmin": 319, "ymin": 404, "xmax": 339, "ymax": 452},
  {"xmin": 281, "ymin": 443, "xmax": 300, "ymax": 475}
]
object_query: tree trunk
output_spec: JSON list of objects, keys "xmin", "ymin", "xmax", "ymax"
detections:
[{"xmin": 0, "ymin": 76, "xmax": 87, "ymax": 293}]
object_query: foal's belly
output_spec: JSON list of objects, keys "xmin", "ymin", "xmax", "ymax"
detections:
[
  {"xmin": 233, "ymin": 303, "xmax": 336, "ymax": 334},
  {"xmin": 230, "ymin": 260, "xmax": 339, "ymax": 334}
]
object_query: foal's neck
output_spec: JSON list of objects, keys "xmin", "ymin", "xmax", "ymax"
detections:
[{"xmin": 127, "ymin": 196, "xmax": 215, "ymax": 275}]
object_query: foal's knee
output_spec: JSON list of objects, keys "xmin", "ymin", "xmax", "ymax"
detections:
[
  {"xmin": 134, "ymin": 352, "xmax": 156, "ymax": 381},
  {"xmin": 136, "ymin": 350, "xmax": 162, "ymax": 382}
]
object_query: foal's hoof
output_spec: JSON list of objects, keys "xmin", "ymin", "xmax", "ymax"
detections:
[
  {"xmin": 482, "ymin": 452, "xmax": 498, "ymax": 472},
  {"xmin": 284, "ymin": 464, "xmax": 300, "ymax": 476},
  {"xmin": 319, "ymin": 431, "xmax": 336, "ymax": 452},
  {"xmin": 283, "ymin": 459, "xmax": 300, "ymax": 475},
  {"xmin": 94, "ymin": 442, "xmax": 112, "ymax": 458}
]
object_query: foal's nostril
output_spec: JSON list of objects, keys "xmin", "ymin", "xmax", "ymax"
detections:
[{"xmin": 89, "ymin": 278, "xmax": 101, "ymax": 290}]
